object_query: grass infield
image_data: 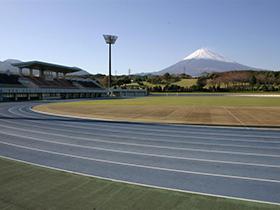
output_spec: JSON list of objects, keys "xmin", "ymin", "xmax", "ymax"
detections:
[
  {"xmin": 0, "ymin": 157, "xmax": 279, "ymax": 210},
  {"xmin": 34, "ymin": 96, "xmax": 280, "ymax": 127}
]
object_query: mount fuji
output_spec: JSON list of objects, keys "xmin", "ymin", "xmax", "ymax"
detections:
[{"xmin": 154, "ymin": 48, "xmax": 258, "ymax": 76}]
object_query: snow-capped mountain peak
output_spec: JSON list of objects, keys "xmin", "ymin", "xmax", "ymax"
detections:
[
  {"xmin": 183, "ymin": 48, "xmax": 231, "ymax": 62},
  {"xmin": 153, "ymin": 48, "xmax": 257, "ymax": 76}
]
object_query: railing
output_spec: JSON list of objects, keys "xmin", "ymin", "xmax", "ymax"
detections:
[
  {"xmin": 110, "ymin": 88, "xmax": 148, "ymax": 96},
  {"xmin": 111, "ymin": 88, "xmax": 147, "ymax": 92},
  {"xmin": 0, "ymin": 87, "xmax": 148, "ymax": 100},
  {"xmin": 0, "ymin": 87, "xmax": 107, "ymax": 94}
]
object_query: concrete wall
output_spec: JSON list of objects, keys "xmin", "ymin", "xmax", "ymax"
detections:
[{"xmin": 111, "ymin": 89, "xmax": 148, "ymax": 97}]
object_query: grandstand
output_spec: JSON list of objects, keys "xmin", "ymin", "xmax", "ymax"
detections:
[
  {"xmin": 0, "ymin": 74, "xmax": 24, "ymax": 88},
  {"xmin": 0, "ymin": 60, "xmax": 147, "ymax": 102}
]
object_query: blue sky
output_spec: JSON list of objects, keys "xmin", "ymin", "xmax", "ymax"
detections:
[{"xmin": 0, "ymin": 0, "xmax": 279, "ymax": 74}]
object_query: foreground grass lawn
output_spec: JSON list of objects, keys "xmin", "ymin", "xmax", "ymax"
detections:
[
  {"xmin": 34, "ymin": 96, "xmax": 280, "ymax": 127},
  {"xmin": 0, "ymin": 157, "xmax": 278, "ymax": 210}
]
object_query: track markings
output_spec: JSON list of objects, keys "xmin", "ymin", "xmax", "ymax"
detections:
[
  {"xmin": 1, "ymin": 155, "xmax": 279, "ymax": 206},
  {"xmin": 6, "ymin": 105, "xmax": 280, "ymax": 145},
  {"xmin": 1, "ymin": 102, "xmax": 280, "ymax": 205},
  {"xmin": 2, "ymin": 110, "xmax": 280, "ymax": 150},
  {"xmin": 0, "ymin": 122, "xmax": 279, "ymax": 158},
  {"xmin": 0, "ymin": 129, "xmax": 279, "ymax": 168},
  {"xmin": 1, "ymin": 141, "xmax": 280, "ymax": 184},
  {"xmin": 29, "ymin": 106, "xmax": 280, "ymax": 139}
]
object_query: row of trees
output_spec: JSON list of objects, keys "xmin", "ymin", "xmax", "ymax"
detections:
[
  {"xmin": 204, "ymin": 71, "xmax": 280, "ymax": 92},
  {"xmin": 91, "ymin": 70, "xmax": 280, "ymax": 92},
  {"xmin": 91, "ymin": 73, "xmax": 192, "ymax": 89},
  {"xmin": 146, "ymin": 73, "xmax": 191, "ymax": 84}
]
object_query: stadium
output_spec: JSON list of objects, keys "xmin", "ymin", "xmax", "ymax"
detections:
[
  {"xmin": 0, "ymin": 60, "xmax": 147, "ymax": 102},
  {"xmin": 1, "ymin": 60, "xmax": 280, "ymax": 210},
  {"xmin": 1, "ymin": 61, "xmax": 280, "ymax": 210},
  {"xmin": 1, "ymin": 1, "xmax": 280, "ymax": 209}
]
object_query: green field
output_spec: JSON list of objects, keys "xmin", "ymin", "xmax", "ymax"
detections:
[
  {"xmin": 0, "ymin": 157, "xmax": 278, "ymax": 210},
  {"xmin": 63, "ymin": 95, "xmax": 280, "ymax": 107},
  {"xmin": 34, "ymin": 96, "xmax": 280, "ymax": 127}
]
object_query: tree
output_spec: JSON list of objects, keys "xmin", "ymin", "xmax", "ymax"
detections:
[
  {"xmin": 163, "ymin": 73, "xmax": 171, "ymax": 81},
  {"xmin": 196, "ymin": 77, "xmax": 207, "ymax": 90},
  {"xmin": 249, "ymin": 75, "xmax": 257, "ymax": 86}
]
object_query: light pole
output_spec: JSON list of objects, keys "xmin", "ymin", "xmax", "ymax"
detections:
[{"xmin": 103, "ymin": 34, "xmax": 118, "ymax": 88}]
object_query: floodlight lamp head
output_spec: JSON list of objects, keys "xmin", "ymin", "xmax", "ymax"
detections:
[{"xmin": 103, "ymin": 34, "xmax": 118, "ymax": 44}]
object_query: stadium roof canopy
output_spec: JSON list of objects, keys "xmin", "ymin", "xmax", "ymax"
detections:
[{"xmin": 12, "ymin": 61, "xmax": 81, "ymax": 73}]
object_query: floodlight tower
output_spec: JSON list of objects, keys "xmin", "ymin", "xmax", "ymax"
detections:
[{"xmin": 103, "ymin": 34, "xmax": 118, "ymax": 88}]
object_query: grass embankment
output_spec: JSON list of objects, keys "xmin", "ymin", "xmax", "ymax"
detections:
[
  {"xmin": 0, "ymin": 157, "xmax": 278, "ymax": 210},
  {"xmin": 34, "ymin": 96, "xmax": 280, "ymax": 127},
  {"xmin": 150, "ymin": 92, "xmax": 280, "ymax": 95},
  {"xmin": 172, "ymin": 78, "xmax": 198, "ymax": 87},
  {"xmin": 143, "ymin": 78, "xmax": 197, "ymax": 88}
]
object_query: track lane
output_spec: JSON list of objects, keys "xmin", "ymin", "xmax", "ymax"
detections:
[
  {"xmin": 1, "ymin": 134, "xmax": 280, "ymax": 182},
  {"xmin": 1, "ymin": 142, "xmax": 280, "ymax": 205},
  {"xmin": 1, "ymin": 117, "xmax": 280, "ymax": 157},
  {"xmin": 5, "ymin": 105, "xmax": 280, "ymax": 149},
  {"xmin": 0, "ymin": 123, "xmax": 279, "ymax": 167},
  {"xmin": 0, "ymin": 101, "xmax": 280, "ymax": 204},
  {"xmin": 16, "ymin": 104, "xmax": 280, "ymax": 139}
]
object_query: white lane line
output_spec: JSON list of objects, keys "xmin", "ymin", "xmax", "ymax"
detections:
[
  {"xmin": 1, "ymin": 129, "xmax": 279, "ymax": 169},
  {"xmin": 1, "ymin": 140, "xmax": 280, "ymax": 184},
  {"xmin": 28, "ymin": 106, "xmax": 280, "ymax": 139},
  {"xmin": 6, "ymin": 107, "xmax": 280, "ymax": 150},
  {"xmin": 3, "ymin": 109, "xmax": 280, "ymax": 151},
  {"xmin": 15, "ymin": 104, "xmax": 278, "ymax": 140},
  {"xmin": 30, "ymin": 105, "xmax": 280, "ymax": 134},
  {"xmin": 8, "ymin": 105, "xmax": 280, "ymax": 146},
  {"xmin": 0, "ymin": 155, "xmax": 279, "ymax": 206},
  {"xmin": 0, "ymin": 122, "xmax": 279, "ymax": 158},
  {"xmin": 22, "ymin": 107, "xmax": 280, "ymax": 143}
]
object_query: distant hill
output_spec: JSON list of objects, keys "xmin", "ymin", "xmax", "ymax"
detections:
[
  {"xmin": 0, "ymin": 59, "xmax": 22, "ymax": 74},
  {"xmin": 153, "ymin": 48, "xmax": 259, "ymax": 76},
  {"xmin": 67, "ymin": 69, "xmax": 91, "ymax": 76},
  {"xmin": 0, "ymin": 59, "xmax": 91, "ymax": 76}
]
